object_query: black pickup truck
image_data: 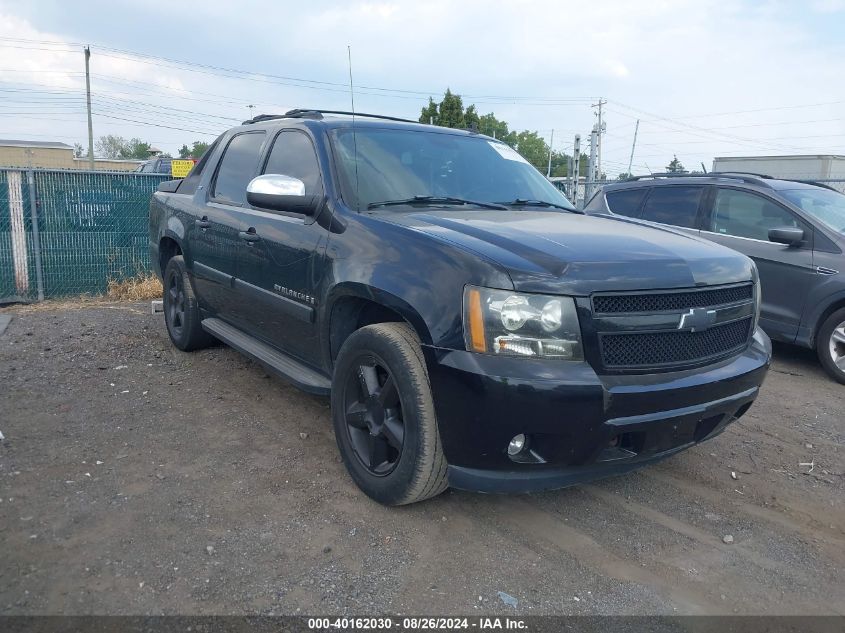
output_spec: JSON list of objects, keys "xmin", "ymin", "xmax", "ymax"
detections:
[{"xmin": 149, "ymin": 109, "xmax": 771, "ymax": 505}]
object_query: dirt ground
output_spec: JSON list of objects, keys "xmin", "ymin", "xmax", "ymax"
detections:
[{"xmin": 0, "ymin": 300, "xmax": 842, "ymax": 616}]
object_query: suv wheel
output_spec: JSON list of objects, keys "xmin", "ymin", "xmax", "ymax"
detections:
[
  {"xmin": 163, "ymin": 255, "xmax": 215, "ymax": 352},
  {"xmin": 331, "ymin": 323, "xmax": 448, "ymax": 505},
  {"xmin": 817, "ymin": 307, "xmax": 845, "ymax": 384}
]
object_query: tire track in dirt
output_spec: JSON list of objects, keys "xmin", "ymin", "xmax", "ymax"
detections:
[
  {"xmin": 641, "ymin": 469, "xmax": 845, "ymax": 551},
  {"xmin": 581, "ymin": 484, "xmax": 844, "ymax": 615},
  {"xmin": 457, "ymin": 496, "xmax": 722, "ymax": 614}
]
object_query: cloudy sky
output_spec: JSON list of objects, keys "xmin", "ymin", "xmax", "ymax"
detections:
[{"xmin": 1, "ymin": 0, "xmax": 844, "ymax": 175}]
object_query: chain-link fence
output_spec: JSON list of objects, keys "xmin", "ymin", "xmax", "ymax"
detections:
[{"xmin": 0, "ymin": 168, "xmax": 169, "ymax": 302}]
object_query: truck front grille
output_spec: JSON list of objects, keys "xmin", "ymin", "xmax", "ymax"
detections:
[
  {"xmin": 599, "ymin": 317, "xmax": 753, "ymax": 369},
  {"xmin": 593, "ymin": 284, "xmax": 753, "ymax": 314},
  {"xmin": 590, "ymin": 283, "xmax": 755, "ymax": 372}
]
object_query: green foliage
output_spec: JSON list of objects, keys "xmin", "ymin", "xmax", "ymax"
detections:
[
  {"xmin": 95, "ymin": 135, "xmax": 152, "ymax": 160},
  {"xmin": 178, "ymin": 141, "xmax": 210, "ymax": 159},
  {"xmin": 616, "ymin": 172, "xmax": 633, "ymax": 180},
  {"xmin": 123, "ymin": 138, "xmax": 151, "ymax": 160},
  {"xmin": 419, "ymin": 97, "xmax": 439, "ymax": 125},
  {"xmin": 666, "ymin": 155, "xmax": 687, "ymax": 174}
]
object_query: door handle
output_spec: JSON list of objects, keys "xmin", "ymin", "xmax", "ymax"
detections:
[
  {"xmin": 195, "ymin": 217, "xmax": 211, "ymax": 229},
  {"xmin": 239, "ymin": 229, "xmax": 260, "ymax": 243}
]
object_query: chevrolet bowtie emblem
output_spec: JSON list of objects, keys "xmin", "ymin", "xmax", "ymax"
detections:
[{"xmin": 678, "ymin": 307, "xmax": 718, "ymax": 332}]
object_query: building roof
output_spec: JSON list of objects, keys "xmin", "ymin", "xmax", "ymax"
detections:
[
  {"xmin": 714, "ymin": 154, "xmax": 845, "ymax": 161},
  {"xmin": 0, "ymin": 139, "xmax": 73, "ymax": 150}
]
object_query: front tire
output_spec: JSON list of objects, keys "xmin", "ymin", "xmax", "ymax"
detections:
[
  {"xmin": 331, "ymin": 323, "xmax": 448, "ymax": 505},
  {"xmin": 163, "ymin": 255, "xmax": 215, "ymax": 352},
  {"xmin": 817, "ymin": 308, "xmax": 845, "ymax": 385}
]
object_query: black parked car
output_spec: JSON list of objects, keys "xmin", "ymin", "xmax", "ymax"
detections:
[
  {"xmin": 586, "ymin": 173, "xmax": 845, "ymax": 384},
  {"xmin": 149, "ymin": 110, "xmax": 770, "ymax": 505},
  {"xmin": 136, "ymin": 157, "xmax": 173, "ymax": 174}
]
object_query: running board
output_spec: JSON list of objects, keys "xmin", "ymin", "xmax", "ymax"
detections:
[{"xmin": 201, "ymin": 318, "xmax": 331, "ymax": 395}]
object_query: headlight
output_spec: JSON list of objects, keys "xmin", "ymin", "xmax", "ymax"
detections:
[{"xmin": 463, "ymin": 286, "xmax": 583, "ymax": 360}]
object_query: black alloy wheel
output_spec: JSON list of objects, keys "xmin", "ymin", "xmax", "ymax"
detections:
[
  {"xmin": 342, "ymin": 356, "xmax": 405, "ymax": 475},
  {"xmin": 165, "ymin": 265, "xmax": 186, "ymax": 339}
]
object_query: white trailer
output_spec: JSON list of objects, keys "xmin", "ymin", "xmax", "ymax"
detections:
[{"xmin": 712, "ymin": 155, "xmax": 845, "ymax": 180}]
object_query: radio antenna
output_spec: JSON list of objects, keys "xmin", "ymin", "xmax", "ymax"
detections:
[{"xmin": 347, "ymin": 45, "xmax": 360, "ymax": 209}]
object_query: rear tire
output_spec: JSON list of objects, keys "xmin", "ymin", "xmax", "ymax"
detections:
[
  {"xmin": 163, "ymin": 255, "xmax": 215, "ymax": 352},
  {"xmin": 817, "ymin": 308, "xmax": 845, "ymax": 385},
  {"xmin": 331, "ymin": 322, "xmax": 448, "ymax": 505}
]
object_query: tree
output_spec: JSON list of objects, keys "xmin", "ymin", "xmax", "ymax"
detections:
[
  {"xmin": 437, "ymin": 89, "xmax": 466, "ymax": 128},
  {"xmin": 616, "ymin": 172, "xmax": 633, "ymax": 180},
  {"xmin": 95, "ymin": 135, "xmax": 152, "ymax": 159},
  {"xmin": 666, "ymin": 155, "xmax": 686, "ymax": 174},
  {"xmin": 178, "ymin": 141, "xmax": 210, "ymax": 159},
  {"xmin": 122, "ymin": 138, "xmax": 151, "ymax": 160},
  {"xmin": 73, "ymin": 143, "xmax": 85, "ymax": 158},
  {"xmin": 95, "ymin": 135, "xmax": 127, "ymax": 159},
  {"xmin": 419, "ymin": 97, "xmax": 439, "ymax": 125},
  {"xmin": 464, "ymin": 104, "xmax": 480, "ymax": 130}
]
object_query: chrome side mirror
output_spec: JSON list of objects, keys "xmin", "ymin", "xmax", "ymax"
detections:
[{"xmin": 246, "ymin": 174, "xmax": 319, "ymax": 215}]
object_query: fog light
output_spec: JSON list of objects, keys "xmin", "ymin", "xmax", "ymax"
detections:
[{"xmin": 507, "ymin": 434, "xmax": 527, "ymax": 456}]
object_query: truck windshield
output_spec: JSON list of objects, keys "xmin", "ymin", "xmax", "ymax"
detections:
[
  {"xmin": 330, "ymin": 127, "xmax": 575, "ymax": 212},
  {"xmin": 780, "ymin": 188, "xmax": 845, "ymax": 234}
]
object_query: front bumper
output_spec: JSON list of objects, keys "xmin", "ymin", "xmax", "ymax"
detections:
[{"xmin": 422, "ymin": 327, "xmax": 771, "ymax": 493}]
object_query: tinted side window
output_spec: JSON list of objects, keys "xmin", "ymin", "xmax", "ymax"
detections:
[
  {"xmin": 606, "ymin": 188, "xmax": 648, "ymax": 218},
  {"xmin": 640, "ymin": 186, "xmax": 703, "ymax": 228},
  {"xmin": 212, "ymin": 132, "xmax": 266, "ymax": 205},
  {"xmin": 263, "ymin": 131, "xmax": 323, "ymax": 195},
  {"xmin": 710, "ymin": 189, "xmax": 801, "ymax": 241}
]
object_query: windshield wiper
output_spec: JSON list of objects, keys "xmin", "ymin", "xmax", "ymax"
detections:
[
  {"xmin": 500, "ymin": 198, "xmax": 583, "ymax": 213},
  {"xmin": 367, "ymin": 195, "xmax": 507, "ymax": 210}
]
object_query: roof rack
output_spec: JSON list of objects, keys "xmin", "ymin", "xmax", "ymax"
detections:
[
  {"xmin": 792, "ymin": 179, "xmax": 840, "ymax": 192},
  {"xmin": 242, "ymin": 109, "xmax": 420, "ymax": 125},
  {"xmin": 623, "ymin": 172, "xmax": 774, "ymax": 187}
]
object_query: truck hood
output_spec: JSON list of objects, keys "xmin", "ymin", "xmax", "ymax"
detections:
[{"xmin": 376, "ymin": 209, "xmax": 755, "ymax": 294}]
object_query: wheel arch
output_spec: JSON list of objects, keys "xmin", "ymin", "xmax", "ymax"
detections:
[
  {"xmin": 813, "ymin": 295, "xmax": 845, "ymax": 348},
  {"xmin": 157, "ymin": 235, "xmax": 182, "ymax": 279},
  {"xmin": 324, "ymin": 283, "xmax": 434, "ymax": 367}
]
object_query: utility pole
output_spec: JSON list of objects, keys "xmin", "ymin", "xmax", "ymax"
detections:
[
  {"xmin": 546, "ymin": 129, "xmax": 554, "ymax": 178},
  {"xmin": 587, "ymin": 128, "xmax": 597, "ymax": 200},
  {"xmin": 84, "ymin": 46, "xmax": 94, "ymax": 170},
  {"xmin": 592, "ymin": 98, "xmax": 607, "ymax": 185},
  {"xmin": 627, "ymin": 119, "xmax": 639, "ymax": 176},
  {"xmin": 572, "ymin": 134, "xmax": 581, "ymax": 207}
]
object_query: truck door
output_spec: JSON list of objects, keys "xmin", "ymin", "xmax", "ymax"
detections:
[
  {"xmin": 189, "ymin": 131, "xmax": 266, "ymax": 323},
  {"xmin": 234, "ymin": 129, "xmax": 329, "ymax": 366}
]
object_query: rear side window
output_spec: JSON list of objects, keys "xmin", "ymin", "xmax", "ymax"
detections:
[
  {"xmin": 640, "ymin": 186, "xmax": 703, "ymax": 228},
  {"xmin": 263, "ymin": 130, "xmax": 323, "ymax": 195},
  {"xmin": 606, "ymin": 188, "xmax": 648, "ymax": 218},
  {"xmin": 212, "ymin": 132, "xmax": 266, "ymax": 205}
]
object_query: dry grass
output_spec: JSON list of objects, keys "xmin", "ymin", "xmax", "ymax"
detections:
[{"xmin": 106, "ymin": 272, "xmax": 163, "ymax": 301}]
